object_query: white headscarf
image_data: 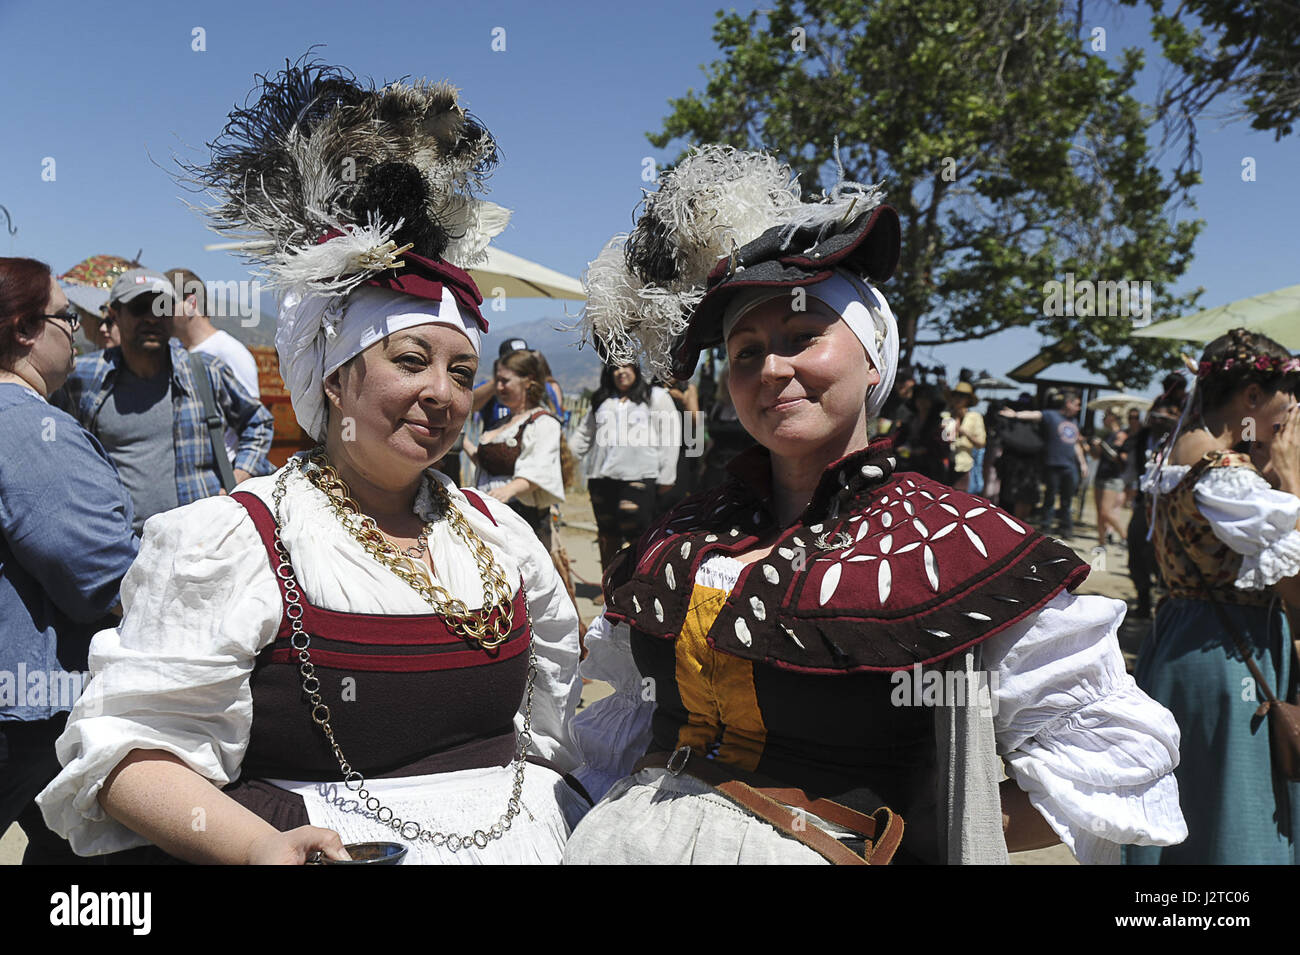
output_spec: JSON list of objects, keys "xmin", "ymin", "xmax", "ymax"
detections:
[
  {"xmin": 721, "ymin": 270, "xmax": 900, "ymax": 418},
  {"xmin": 276, "ymin": 285, "xmax": 481, "ymax": 442}
]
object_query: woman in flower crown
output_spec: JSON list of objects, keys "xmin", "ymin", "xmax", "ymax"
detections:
[
  {"xmin": 36, "ymin": 59, "xmax": 586, "ymax": 865},
  {"xmin": 1128, "ymin": 327, "xmax": 1300, "ymax": 864},
  {"xmin": 565, "ymin": 145, "xmax": 1187, "ymax": 865}
]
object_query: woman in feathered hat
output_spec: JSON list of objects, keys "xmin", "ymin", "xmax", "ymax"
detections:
[
  {"xmin": 566, "ymin": 146, "xmax": 1186, "ymax": 864},
  {"xmin": 37, "ymin": 59, "xmax": 587, "ymax": 865}
]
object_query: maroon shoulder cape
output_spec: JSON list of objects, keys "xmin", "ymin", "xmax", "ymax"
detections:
[{"xmin": 603, "ymin": 438, "xmax": 1089, "ymax": 674}]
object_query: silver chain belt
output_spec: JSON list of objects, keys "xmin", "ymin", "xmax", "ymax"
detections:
[{"xmin": 270, "ymin": 469, "xmax": 536, "ymax": 851}]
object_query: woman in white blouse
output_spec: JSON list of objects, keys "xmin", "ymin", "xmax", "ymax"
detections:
[
  {"xmin": 468, "ymin": 349, "xmax": 568, "ymax": 550},
  {"xmin": 1128, "ymin": 328, "xmax": 1300, "ymax": 864},
  {"xmin": 569, "ymin": 361, "xmax": 680, "ymax": 573},
  {"xmin": 37, "ymin": 285, "xmax": 586, "ymax": 865}
]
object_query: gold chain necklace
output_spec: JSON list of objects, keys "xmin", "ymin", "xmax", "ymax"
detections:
[{"xmin": 297, "ymin": 448, "xmax": 515, "ymax": 648}]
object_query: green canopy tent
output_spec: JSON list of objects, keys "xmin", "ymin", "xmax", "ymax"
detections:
[{"xmin": 1130, "ymin": 284, "xmax": 1300, "ymax": 351}]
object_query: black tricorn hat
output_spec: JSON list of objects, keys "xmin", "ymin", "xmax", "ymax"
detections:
[{"xmin": 670, "ymin": 204, "xmax": 900, "ymax": 379}]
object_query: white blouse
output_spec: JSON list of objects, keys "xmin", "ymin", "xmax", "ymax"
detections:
[
  {"xmin": 1145, "ymin": 462, "xmax": 1300, "ymax": 589},
  {"xmin": 569, "ymin": 387, "xmax": 680, "ymax": 485},
  {"xmin": 572, "ymin": 554, "xmax": 1186, "ymax": 865},
  {"xmin": 476, "ymin": 411, "xmax": 566, "ymax": 508},
  {"xmin": 37, "ymin": 464, "xmax": 583, "ymax": 857}
]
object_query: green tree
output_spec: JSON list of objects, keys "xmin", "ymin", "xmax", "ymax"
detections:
[
  {"xmin": 1125, "ymin": 0, "xmax": 1300, "ymax": 169},
  {"xmin": 650, "ymin": 0, "xmax": 1202, "ymax": 387}
]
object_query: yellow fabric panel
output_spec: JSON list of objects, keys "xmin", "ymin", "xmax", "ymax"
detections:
[{"xmin": 674, "ymin": 583, "xmax": 767, "ymax": 772}]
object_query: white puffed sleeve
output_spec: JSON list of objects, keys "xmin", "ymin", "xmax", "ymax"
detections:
[
  {"xmin": 515, "ymin": 414, "xmax": 565, "ymax": 506},
  {"xmin": 982, "ymin": 591, "xmax": 1187, "ymax": 865},
  {"xmin": 36, "ymin": 495, "xmax": 282, "ymax": 856},
  {"xmin": 570, "ymin": 614, "xmax": 655, "ymax": 802},
  {"xmin": 476, "ymin": 494, "xmax": 583, "ymax": 774},
  {"xmin": 1193, "ymin": 465, "xmax": 1300, "ymax": 589}
]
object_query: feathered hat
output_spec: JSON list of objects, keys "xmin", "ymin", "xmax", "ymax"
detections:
[
  {"xmin": 580, "ymin": 144, "xmax": 900, "ymax": 386},
  {"xmin": 181, "ymin": 54, "xmax": 509, "ymax": 438}
]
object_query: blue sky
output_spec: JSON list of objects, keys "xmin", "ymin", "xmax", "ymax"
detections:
[{"xmin": 1, "ymin": 0, "xmax": 1296, "ymax": 395}]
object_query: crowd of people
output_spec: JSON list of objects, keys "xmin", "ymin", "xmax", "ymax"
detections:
[{"xmin": 2, "ymin": 59, "xmax": 1296, "ymax": 867}]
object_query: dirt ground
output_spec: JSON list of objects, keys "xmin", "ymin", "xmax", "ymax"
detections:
[{"xmin": 2, "ymin": 488, "xmax": 1149, "ymax": 866}]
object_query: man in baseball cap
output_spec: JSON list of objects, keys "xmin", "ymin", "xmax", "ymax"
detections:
[{"xmin": 55, "ymin": 267, "xmax": 273, "ymax": 531}]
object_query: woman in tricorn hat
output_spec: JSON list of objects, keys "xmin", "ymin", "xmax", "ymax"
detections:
[{"xmin": 565, "ymin": 146, "xmax": 1186, "ymax": 864}]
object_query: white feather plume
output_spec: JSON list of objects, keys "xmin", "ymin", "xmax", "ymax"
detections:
[
  {"xmin": 442, "ymin": 199, "xmax": 512, "ymax": 269},
  {"xmin": 263, "ymin": 214, "xmax": 402, "ymax": 296}
]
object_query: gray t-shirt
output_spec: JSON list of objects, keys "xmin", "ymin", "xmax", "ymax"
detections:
[{"xmin": 94, "ymin": 368, "xmax": 178, "ymax": 531}]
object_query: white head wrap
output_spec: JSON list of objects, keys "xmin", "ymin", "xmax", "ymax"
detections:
[
  {"xmin": 276, "ymin": 284, "xmax": 481, "ymax": 442},
  {"xmin": 721, "ymin": 270, "xmax": 900, "ymax": 418}
]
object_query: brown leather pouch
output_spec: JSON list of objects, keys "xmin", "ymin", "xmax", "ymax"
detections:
[{"xmin": 634, "ymin": 747, "xmax": 904, "ymax": 865}]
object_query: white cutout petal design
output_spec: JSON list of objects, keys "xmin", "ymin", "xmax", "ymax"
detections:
[
  {"xmin": 997, "ymin": 512, "xmax": 1027, "ymax": 534},
  {"xmin": 878, "ymin": 561, "xmax": 892, "ymax": 603},
  {"xmin": 963, "ymin": 524, "xmax": 988, "ymax": 558},
  {"xmin": 880, "ymin": 534, "xmax": 894, "ymax": 554},
  {"xmin": 819, "ymin": 563, "xmax": 842, "ymax": 606},
  {"xmin": 653, "ymin": 598, "xmax": 664, "ymax": 622},
  {"xmin": 762, "ymin": 564, "xmax": 779, "ymax": 585},
  {"xmin": 665, "ymin": 564, "xmax": 676, "ymax": 591},
  {"xmin": 931, "ymin": 522, "xmax": 957, "ymax": 540},
  {"xmin": 750, "ymin": 596, "xmax": 766, "ymax": 620},
  {"xmin": 680, "ymin": 541, "xmax": 691, "ymax": 560},
  {"xmin": 924, "ymin": 545, "xmax": 939, "ymax": 592},
  {"xmin": 734, "ymin": 617, "xmax": 752, "ymax": 646}
]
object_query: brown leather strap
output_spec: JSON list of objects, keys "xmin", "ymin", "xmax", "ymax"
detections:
[{"xmin": 633, "ymin": 750, "xmax": 904, "ymax": 865}]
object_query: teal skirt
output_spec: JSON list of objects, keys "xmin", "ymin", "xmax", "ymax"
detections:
[{"xmin": 1125, "ymin": 597, "xmax": 1299, "ymax": 864}]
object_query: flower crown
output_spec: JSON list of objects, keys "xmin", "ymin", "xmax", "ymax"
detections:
[{"xmin": 1196, "ymin": 353, "xmax": 1300, "ymax": 379}]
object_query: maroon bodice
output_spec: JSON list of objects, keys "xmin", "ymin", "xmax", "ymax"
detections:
[{"xmin": 232, "ymin": 491, "xmax": 531, "ymax": 781}]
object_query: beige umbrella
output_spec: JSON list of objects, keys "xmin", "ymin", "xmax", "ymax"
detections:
[
  {"xmin": 1131, "ymin": 284, "xmax": 1300, "ymax": 350},
  {"xmin": 468, "ymin": 247, "xmax": 585, "ymax": 300},
  {"xmin": 203, "ymin": 242, "xmax": 586, "ymax": 301}
]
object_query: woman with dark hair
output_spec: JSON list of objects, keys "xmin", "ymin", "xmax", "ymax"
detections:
[
  {"xmin": 1128, "ymin": 328, "xmax": 1300, "ymax": 864},
  {"xmin": 995, "ymin": 392, "xmax": 1044, "ymax": 519},
  {"xmin": 1090, "ymin": 409, "xmax": 1131, "ymax": 548},
  {"xmin": 0, "ymin": 257, "xmax": 137, "ymax": 863},
  {"xmin": 894, "ymin": 383, "xmax": 952, "ymax": 482},
  {"xmin": 569, "ymin": 362, "xmax": 678, "ymax": 573},
  {"xmin": 469, "ymin": 348, "xmax": 571, "ymax": 550}
]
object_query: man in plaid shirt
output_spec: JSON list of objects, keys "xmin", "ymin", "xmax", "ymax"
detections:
[{"xmin": 55, "ymin": 268, "xmax": 273, "ymax": 532}]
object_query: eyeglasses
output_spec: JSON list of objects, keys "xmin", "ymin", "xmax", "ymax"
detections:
[{"xmin": 43, "ymin": 309, "xmax": 81, "ymax": 332}]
